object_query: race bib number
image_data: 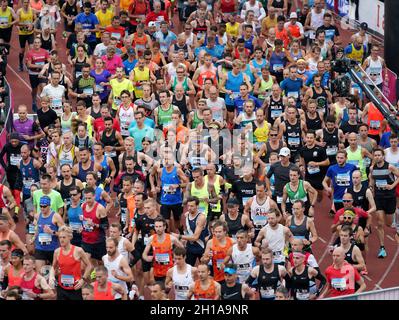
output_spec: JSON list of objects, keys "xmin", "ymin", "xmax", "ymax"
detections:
[
  {"xmin": 260, "ymin": 287, "xmax": 275, "ymax": 299},
  {"xmin": 253, "ymin": 215, "xmax": 267, "ymax": 227},
  {"xmin": 155, "ymin": 253, "xmax": 170, "ymax": 265},
  {"xmin": 82, "ymin": 220, "xmax": 93, "ymax": 232},
  {"xmin": 28, "ymin": 224, "xmax": 35, "ymax": 235},
  {"xmin": 296, "ymin": 289, "xmax": 310, "ymax": 300},
  {"xmin": 271, "ymin": 109, "xmax": 282, "ymax": 119},
  {"xmin": 216, "ymin": 259, "xmax": 224, "ymax": 269},
  {"xmin": 376, "ymin": 179, "xmax": 388, "ymax": 188},
  {"xmin": 69, "ymin": 222, "xmax": 82, "ymax": 232},
  {"xmin": 331, "ymin": 278, "xmax": 347, "ymax": 290},
  {"xmin": 272, "ymin": 64, "xmax": 283, "ymax": 72},
  {"xmin": 242, "ymin": 197, "xmax": 250, "ymax": 206},
  {"xmin": 273, "ymin": 250, "xmax": 284, "ymax": 263},
  {"xmin": 95, "ymin": 84, "xmax": 104, "ymax": 93},
  {"xmin": 162, "ymin": 184, "xmax": 176, "ymax": 194},
  {"xmin": 336, "ymin": 172, "xmax": 350, "ymax": 187},
  {"xmin": 38, "ymin": 232, "xmax": 52, "ymax": 245},
  {"xmin": 10, "ymin": 154, "xmax": 22, "ymax": 166},
  {"xmin": 347, "ymin": 160, "xmax": 359, "ymax": 168},
  {"xmin": 120, "ymin": 209, "xmax": 127, "ymax": 223},
  {"xmin": 105, "ymin": 151, "xmax": 117, "ymax": 158},
  {"xmin": 370, "ymin": 120, "xmax": 380, "ymax": 129},
  {"xmin": 60, "ymin": 274, "xmax": 75, "ymax": 287},
  {"xmin": 287, "ymin": 91, "xmax": 299, "ymax": 99},
  {"xmin": 326, "ymin": 146, "xmax": 338, "ymax": 156},
  {"xmin": 288, "ymin": 137, "xmax": 300, "ymax": 146},
  {"xmin": 83, "ymin": 87, "xmax": 94, "ymax": 96},
  {"xmin": 307, "ymin": 165, "xmax": 320, "ymax": 175}
]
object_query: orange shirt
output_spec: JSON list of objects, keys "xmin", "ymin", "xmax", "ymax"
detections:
[
  {"xmin": 152, "ymin": 233, "xmax": 173, "ymax": 277},
  {"xmin": 275, "ymin": 26, "xmax": 290, "ymax": 48},
  {"xmin": 211, "ymin": 237, "xmax": 233, "ymax": 282},
  {"xmin": 93, "ymin": 281, "xmax": 115, "ymax": 300},
  {"xmin": 193, "ymin": 280, "xmax": 218, "ymax": 300},
  {"xmin": 367, "ymin": 103, "xmax": 385, "ymax": 136}
]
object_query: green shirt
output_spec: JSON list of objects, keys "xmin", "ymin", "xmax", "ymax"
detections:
[{"xmin": 33, "ymin": 190, "xmax": 65, "ymax": 214}]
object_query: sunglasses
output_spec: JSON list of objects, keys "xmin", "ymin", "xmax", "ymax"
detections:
[
  {"xmin": 70, "ymin": 193, "xmax": 79, "ymax": 196},
  {"xmin": 40, "ymin": 205, "xmax": 49, "ymax": 208},
  {"xmin": 342, "ymin": 200, "xmax": 352, "ymax": 203},
  {"xmin": 343, "ymin": 216, "xmax": 353, "ymax": 220},
  {"xmin": 270, "ymin": 134, "xmax": 278, "ymax": 137}
]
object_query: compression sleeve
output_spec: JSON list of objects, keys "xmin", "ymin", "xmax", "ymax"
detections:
[
  {"xmin": 245, "ymin": 275, "xmax": 257, "ymax": 287},
  {"xmin": 315, "ymin": 272, "xmax": 327, "ymax": 296},
  {"xmin": 1, "ymin": 276, "xmax": 8, "ymax": 290},
  {"xmin": 99, "ymin": 217, "xmax": 109, "ymax": 230}
]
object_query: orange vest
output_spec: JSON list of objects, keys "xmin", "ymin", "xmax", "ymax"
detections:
[
  {"xmin": 211, "ymin": 237, "xmax": 233, "ymax": 282},
  {"xmin": 193, "ymin": 279, "xmax": 217, "ymax": 300},
  {"xmin": 8, "ymin": 265, "xmax": 24, "ymax": 287},
  {"xmin": 152, "ymin": 233, "xmax": 173, "ymax": 277},
  {"xmin": 93, "ymin": 281, "xmax": 115, "ymax": 300},
  {"xmin": 286, "ymin": 23, "xmax": 301, "ymax": 39},
  {"xmin": 367, "ymin": 103, "xmax": 384, "ymax": 136},
  {"xmin": 275, "ymin": 27, "xmax": 290, "ymax": 48}
]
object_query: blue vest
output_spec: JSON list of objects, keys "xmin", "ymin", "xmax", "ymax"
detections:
[
  {"xmin": 160, "ymin": 167, "xmax": 183, "ymax": 205},
  {"xmin": 35, "ymin": 211, "xmax": 59, "ymax": 252}
]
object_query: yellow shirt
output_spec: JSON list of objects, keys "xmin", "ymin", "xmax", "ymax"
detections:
[
  {"xmin": 0, "ymin": 7, "xmax": 12, "ymax": 29},
  {"xmin": 226, "ymin": 22, "xmax": 240, "ymax": 38},
  {"xmin": 261, "ymin": 16, "xmax": 277, "ymax": 35},
  {"xmin": 18, "ymin": 7, "xmax": 34, "ymax": 35},
  {"xmin": 132, "ymin": 66, "xmax": 150, "ymax": 99},
  {"xmin": 95, "ymin": 8, "xmax": 114, "ymax": 38},
  {"xmin": 110, "ymin": 78, "xmax": 134, "ymax": 110}
]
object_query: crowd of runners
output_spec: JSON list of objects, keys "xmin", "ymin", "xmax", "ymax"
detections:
[{"xmin": 0, "ymin": 0, "xmax": 397, "ymax": 301}]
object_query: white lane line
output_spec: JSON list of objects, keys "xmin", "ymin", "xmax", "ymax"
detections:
[
  {"xmin": 387, "ymin": 235, "xmax": 396, "ymax": 242},
  {"xmin": 318, "ymin": 234, "xmax": 336, "ymax": 265},
  {"xmin": 318, "ymin": 237, "xmax": 327, "ymax": 244},
  {"xmin": 373, "ymin": 245, "xmax": 399, "ymax": 290},
  {"xmin": 374, "ymin": 284, "xmax": 383, "ymax": 290},
  {"xmin": 363, "ymin": 275, "xmax": 372, "ymax": 282},
  {"xmin": 7, "ymin": 64, "xmax": 32, "ymax": 91}
]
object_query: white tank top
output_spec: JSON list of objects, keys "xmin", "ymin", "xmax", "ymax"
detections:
[
  {"xmin": 264, "ymin": 224, "xmax": 285, "ymax": 263},
  {"xmin": 172, "ymin": 264, "xmax": 193, "ymax": 300},
  {"xmin": 243, "ymin": 1, "xmax": 262, "ymax": 19},
  {"xmin": 365, "ymin": 56, "xmax": 383, "ymax": 85},
  {"xmin": 119, "ymin": 106, "xmax": 135, "ymax": 136},
  {"xmin": 102, "ymin": 254, "xmax": 128, "ymax": 298},
  {"xmin": 117, "ymin": 237, "xmax": 129, "ymax": 260},
  {"xmin": 250, "ymin": 196, "xmax": 270, "ymax": 230},
  {"xmin": 385, "ymin": 148, "xmax": 399, "ymax": 168},
  {"xmin": 310, "ymin": 8, "xmax": 325, "ymax": 39},
  {"xmin": 232, "ymin": 244, "xmax": 256, "ymax": 284}
]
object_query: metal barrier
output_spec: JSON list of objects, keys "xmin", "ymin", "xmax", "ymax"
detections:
[
  {"xmin": 0, "ymin": 78, "xmax": 14, "ymax": 182},
  {"xmin": 324, "ymin": 286, "xmax": 399, "ymax": 300}
]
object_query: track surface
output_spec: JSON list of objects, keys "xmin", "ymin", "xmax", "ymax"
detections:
[{"xmin": 4, "ymin": 2, "xmax": 397, "ymax": 294}]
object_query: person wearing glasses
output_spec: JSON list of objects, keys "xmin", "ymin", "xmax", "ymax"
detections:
[{"xmin": 32, "ymin": 195, "xmax": 64, "ymax": 273}]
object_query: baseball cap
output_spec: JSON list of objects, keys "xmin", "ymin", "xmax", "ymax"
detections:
[
  {"xmin": 227, "ymin": 198, "xmax": 239, "ymax": 206},
  {"xmin": 224, "ymin": 266, "xmax": 237, "ymax": 275},
  {"xmin": 279, "ymin": 147, "xmax": 291, "ymax": 157},
  {"xmin": 9, "ymin": 132, "xmax": 20, "ymax": 140},
  {"xmin": 40, "ymin": 196, "xmax": 51, "ymax": 207},
  {"xmin": 360, "ymin": 22, "xmax": 368, "ymax": 30},
  {"xmin": 148, "ymin": 21, "xmax": 156, "ymax": 28},
  {"xmin": 289, "ymin": 12, "xmax": 298, "ymax": 19},
  {"xmin": 127, "ymin": 48, "xmax": 135, "ymax": 55}
]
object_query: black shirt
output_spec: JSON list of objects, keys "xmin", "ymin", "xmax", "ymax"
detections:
[
  {"xmin": 267, "ymin": 162, "xmax": 298, "ymax": 197},
  {"xmin": 231, "ymin": 178, "xmax": 258, "ymax": 210},
  {"xmin": 316, "ymin": 24, "xmax": 340, "ymax": 41},
  {"xmin": 299, "ymin": 145, "xmax": 328, "ymax": 182},
  {"xmin": 37, "ymin": 108, "xmax": 58, "ymax": 131}
]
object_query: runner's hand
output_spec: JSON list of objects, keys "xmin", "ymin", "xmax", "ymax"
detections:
[{"xmin": 74, "ymin": 279, "xmax": 85, "ymax": 290}]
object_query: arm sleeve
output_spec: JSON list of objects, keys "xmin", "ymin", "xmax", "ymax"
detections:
[{"xmin": 99, "ymin": 216, "xmax": 109, "ymax": 230}]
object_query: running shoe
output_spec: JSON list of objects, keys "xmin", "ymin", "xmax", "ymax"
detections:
[{"xmin": 377, "ymin": 247, "xmax": 387, "ymax": 258}]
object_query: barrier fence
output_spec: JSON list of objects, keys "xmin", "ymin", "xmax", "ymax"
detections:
[
  {"xmin": 0, "ymin": 79, "xmax": 13, "ymax": 182},
  {"xmin": 324, "ymin": 286, "xmax": 399, "ymax": 300}
]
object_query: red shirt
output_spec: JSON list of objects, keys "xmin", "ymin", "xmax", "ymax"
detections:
[
  {"xmin": 145, "ymin": 11, "xmax": 169, "ymax": 25},
  {"xmin": 333, "ymin": 207, "xmax": 369, "ymax": 225},
  {"xmin": 93, "ymin": 117, "xmax": 121, "ymax": 141},
  {"xmin": 105, "ymin": 26, "xmax": 126, "ymax": 47},
  {"xmin": 25, "ymin": 48, "xmax": 50, "ymax": 74},
  {"xmin": 325, "ymin": 262, "xmax": 361, "ymax": 297}
]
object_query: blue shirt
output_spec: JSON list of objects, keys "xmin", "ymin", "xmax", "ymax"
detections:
[
  {"xmin": 128, "ymin": 125, "xmax": 155, "ymax": 150},
  {"xmin": 128, "ymin": 117, "xmax": 155, "ymax": 129},
  {"xmin": 75, "ymin": 13, "xmax": 99, "ymax": 43},
  {"xmin": 154, "ymin": 30, "xmax": 177, "ymax": 54},
  {"xmin": 326, "ymin": 163, "xmax": 357, "ymax": 201},
  {"xmin": 194, "ymin": 44, "xmax": 225, "ymax": 60},
  {"xmin": 233, "ymin": 95, "xmax": 262, "ymax": 114},
  {"xmin": 280, "ymin": 77, "xmax": 303, "ymax": 102},
  {"xmin": 305, "ymin": 72, "xmax": 330, "ymax": 88},
  {"xmin": 123, "ymin": 59, "xmax": 138, "ymax": 76}
]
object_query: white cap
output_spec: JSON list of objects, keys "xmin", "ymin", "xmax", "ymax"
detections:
[
  {"xmin": 148, "ymin": 21, "xmax": 156, "ymax": 27},
  {"xmin": 289, "ymin": 12, "xmax": 298, "ymax": 19},
  {"xmin": 279, "ymin": 147, "xmax": 291, "ymax": 157}
]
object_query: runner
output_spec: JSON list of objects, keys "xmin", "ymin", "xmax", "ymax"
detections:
[
  {"xmin": 187, "ymin": 263, "xmax": 221, "ymax": 300},
  {"xmin": 221, "ymin": 263, "xmax": 255, "ymax": 300}
]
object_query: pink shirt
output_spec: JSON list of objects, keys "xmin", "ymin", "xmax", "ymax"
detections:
[{"xmin": 102, "ymin": 54, "xmax": 123, "ymax": 75}]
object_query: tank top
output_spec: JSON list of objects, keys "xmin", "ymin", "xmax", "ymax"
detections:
[
  {"xmin": 205, "ymin": 175, "xmax": 222, "ymax": 213},
  {"xmin": 232, "ymin": 244, "xmax": 256, "ymax": 284},
  {"xmin": 152, "ymin": 233, "xmax": 174, "ymax": 277},
  {"xmin": 90, "ymin": 107, "xmax": 102, "ymax": 119},
  {"xmin": 197, "ymin": 67, "xmax": 217, "ymax": 87},
  {"xmin": 221, "ymin": 282, "xmax": 243, "ymax": 300},
  {"xmin": 385, "ymin": 148, "xmax": 399, "ymax": 168},
  {"xmin": 40, "ymin": 33, "xmax": 53, "ymax": 52},
  {"xmin": 172, "ymin": 76, "xmax": 189, "ymax": 93},
  {"xmin": 93, "ymin": 281, "xmax": 115, "ymax": 300},
  {"xmin": 242, "ymin": 35, "xmax": 255, "ymax": 54},
  {"xmin": 312, "ymin": 87, "xmax": 328, "ymax": 115},
  {"xmin": 160, "ymin": 166, "xmax": 183, "ymax": 205},
  {"xmin": 132, "ymin": 32, "xmax": 148, "ymax": 52},
  {"xmin": 264, "ymin": 224, "xmax": 285, "ymax": 264},
  {"xmin": 225, "ymin": 71, "xmax": 243, "ymax": 106},
  {"xmin": 193, "ymin": 18, "xmax": 207, "ymax": 38},
  {"xmin": 8, "ymin": 265, "xmax": 24, "ymax": 287},
  {"xmin": 346, "ymin": 146, "xmax": 367, "ymax": 181},
  {"xmin": 264, "ymin": 140, "xmax": 283, "ymax": 163},
  {"xmin": 372, "ymin": 161, "xmax": 396, "ymax": 198},
  {"xmin": 67, "ymin": 204, "xmax": 83, "ymax": 233},
  {"xmin": 101, "ymin": 130, "xmax": 119, "ymax": 159},
  {"xmin": 30, "ymin": 0, "xmax": 43, "ymax": 12},
  {"xmin": 119, "ymin": 194, "xmax": 129, "ymax": 227},
  {"xmin": 289, "ymin": 216, "xmax": 310, "ymax": 240},
  {"xmin": 185, "ymin": 212, "xmax": 208, "ymax": 254},
  {"xmin": 20, "ymin": 272, "xmax": 42, "ymax": 300},
  {"xmin": 173, "ymin": 264, "xmax": 193, "ymax": 300},
  {"xmin": 365, "ymin": 56, "xmax": 383, "ymax": 85},
  {"xmin": 0, "ymin": 7, "xmax": 12, "ymax": 29},
  {"xmin": 226, "ymin": 22, "xmax": 239, "ymax": 37},
  {"xmin": 286, "ymin": 180, "xmax": 308, "ymax": 203},
  {"xmin": 157, "ymin": 105, "xmax": 174, "ymax": 127},
  {"xmin": 61, "ymin": 113, "xmax": 75, "ymax": 133},
  {"xmin": 58, "ymin": 245, "xmax": 82, "ymax": 290},
  {"xmin": 225, "ymin": 213, "xmax": 244, "ymax": 239},
  {"xmin": 20, "ymin": 158, "xmax": 40, "ymax": 196},
  {"xmin": 344, "ymin": 243, "xmax": 356, "ymax": 265},
  {"xmin": 309, "ymin": 9, "xmax": 325, "ymax": 39},
  {"xmin": 291, "ymin": 266, "xmax": 311, "ymax": 300},
  {"xmin": 193, "ymin": 279, "xmax": 217, "ymax": 300},
  {"xmin": 191, "ymin": 110, "xmax": 203, "ymax": 129},
  {"xmin": 290, "ymin": 48, "xmax": 303, "ymax": 62},
  {"xmin": 250, "ymin": 196, "xmax": 270, "ymax": 231},
  {"xmin": 74, "ymin": 56, "xmax": 88, "ymax": 77},
  {"xmin": 103, "ymin": 254, "xmax": 128, "ymax": 297},
  {"xmin": 367, "ymin": 103, "xmax": 384, "ymax": 136},
  {"xmin": 133, "ymin": 67, "xmax": 150, "ymax": 98},
  {"xmin": 258, "ymin": 264, "xmax": 280, "ymax": 300},
  {"xmin": 77, "ymin": 161, "xmax": 94, "ymax": 182},
  {"xmin": 211, "ymin": 237, "xmax": 233, "ymax": 282},
  {"xmin": 258, "ymin": 76, "xmax": 274, "ymax": 100},
  {"xmin": 60, "ymin": 178, "xmax": 76, "ymax": 209},
  {"xmin": 220, "ymin": 0, "xmax": 236, "ymax": 13},
  {"xmin": 251, "ymin": 58, "xmax": 267, "ymax": 77},
  {"xmin": 118, "ymin": 105, "xmax": 135, "ymax": 137},
  {"xmin": 82, "ymin": 202, "xmax": 103, "ymax": 244},
  {"xmin": 305, "ymin": 112, "xmax": 322, "ymax": 131},
  {"xmin": 190, "ymin": 182, "xmax": 209, "ymax": 216},
  {"xmin": 253, "ymin": 120, "xmax": 270, "ymax": 144},
  {"xmin": 275, "ymin": 27, "xmax": 289, "ymax": 48},
  {"xmin": 268, "ymin": 97, "xmax": 284, "ymax": 125},
  {"xmin": 64, "ymin": 1, "xmax": 78, "ymax": 17},
  {"xmin": 347, "ymin": 184, "xmax": 369, "ymax": 212},
  {"xmin": 58, "ymin": 144, "xmax": 76, "ymax": 170},
  {"xmin": 284, "ymin": 119, "xmax": 302, "ymax": 154},
  {"xmin": 172, "ymin": 95, "xmax": 189, "ymax": 122},
  {"xmin": 19, "ymin": 7, "xmax": 34, "ymax": 35},
  {"xmin": 323, "ymin": 128, "xmax": 339, "ymax": 159},
  {"xmin": 347, "ymin": 43, "xmax": 364, "ymax": 64},
  {"xmin": 117, "ymin": 237, "xmax": 129, "ymax": 260},
  {"xmin": 34, "ymin": 211, "xmax": 59, "ymax": 252}
]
